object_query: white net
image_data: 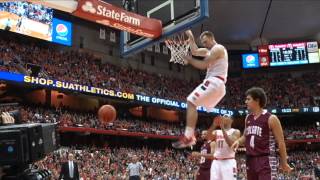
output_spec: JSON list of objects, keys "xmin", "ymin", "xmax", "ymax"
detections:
[{"xmin": 165, "ymin": 33, "xmax": 190, "ymax": 65}]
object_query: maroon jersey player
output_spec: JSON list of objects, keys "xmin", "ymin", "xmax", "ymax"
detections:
[
  {"xmin": 191, "ymin": 130, "xmax": 215, "ymax": 180},
  {"xmin": 232, "ymin": 87, "xmax": 292, "ymax": 180}
]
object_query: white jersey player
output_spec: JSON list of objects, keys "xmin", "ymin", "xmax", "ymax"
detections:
[
  {"xmin": 211, "ymin": 114, "xmax": 240, "ymax": 180},
  {"xmin": 173, "ymin": 30, "xmax": 229, "ymax": 148}
]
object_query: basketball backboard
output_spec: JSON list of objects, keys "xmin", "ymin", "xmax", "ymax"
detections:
[{"xmin": 116, "ymin": 0, "xmax": 209, "ymax": 57}]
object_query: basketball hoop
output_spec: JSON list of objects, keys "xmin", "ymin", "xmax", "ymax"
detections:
[{"xmin": 165, "ymin": 33, "xmax": 190, "ymax": 65}]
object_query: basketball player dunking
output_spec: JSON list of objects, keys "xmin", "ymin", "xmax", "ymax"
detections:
[
  {"xmin": 191, "ymin": 130, "xmax": 215, "ymax": 180},
  {"xmin": 210, "ymin": 114, "xmax": 240, "ymax": 180},
  {"xmin": 172, "ymin": 30, "xmax": 228, "ymax": 148},
  {"xmin": 232, "ymin": 87, "xmax": 293, "ymax": 180}
]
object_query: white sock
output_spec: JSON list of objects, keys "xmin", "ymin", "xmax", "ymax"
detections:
[{"xmin": 184, "ymin": 127, "xmax": 194, "ymax": 138}]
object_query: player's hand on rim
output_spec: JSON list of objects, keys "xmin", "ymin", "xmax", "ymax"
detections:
[{"xmin": 185, "ymin": 30, "xmax": 194, "ymax": 41}]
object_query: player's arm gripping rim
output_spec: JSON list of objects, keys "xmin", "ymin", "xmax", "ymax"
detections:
[
  {"xmin": 184, "ymin": 31, "xmax": 225, "ymax": 70},
  {"xmin": 186, "ymin": 30, "xmax": 209, "ymax": 57},
  {"xmin": 184, "ymin": 46, "xmax": 224, "ymax": 70}
]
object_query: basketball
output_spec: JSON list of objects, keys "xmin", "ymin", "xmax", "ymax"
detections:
[{"xmin": 98, "ymin": 105, "xmax": 117, "ymax": 123}]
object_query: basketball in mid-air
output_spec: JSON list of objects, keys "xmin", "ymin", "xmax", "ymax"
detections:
[{"xmin": 98, "ymin": 105, "xmax": 117, "ymax": 123}]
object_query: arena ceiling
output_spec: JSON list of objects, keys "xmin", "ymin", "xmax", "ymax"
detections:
[
  {"xmin": 107, "ymin": 0, "xmax": 320, "ymax": 50},
  {"xmin": 197, "ymin": 0, "xmax": 320, "ymax": 50},
  {"xmin": 14, "ymin": 0, "xmax": 320, "ymax": 51}
]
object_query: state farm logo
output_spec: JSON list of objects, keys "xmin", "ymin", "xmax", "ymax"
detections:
[
  {"xmin": 82, "ymin": 1, "xmax": 96, "ymax": 14},
  {"xmin": 80, "ymin": 0, "xmax": 141, "ymax": 26}
]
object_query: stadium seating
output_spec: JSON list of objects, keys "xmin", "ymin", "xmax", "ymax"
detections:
[{"xmin": 1, "ymin": 38, "xmax": 319, "ymax": 109}]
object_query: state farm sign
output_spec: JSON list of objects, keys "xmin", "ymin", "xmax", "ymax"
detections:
[{"xmin": 73, "ymin": 0, "xmax": 162, "ymax": 38}]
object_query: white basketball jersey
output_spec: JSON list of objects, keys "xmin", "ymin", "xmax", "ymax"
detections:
[
  {"xmin": 205, "ymin": 44, "xmax": 228, "ymax": 81},
  {"xmin": 214, "ymin": 129, "xmax": 235, "ymax": 159}
]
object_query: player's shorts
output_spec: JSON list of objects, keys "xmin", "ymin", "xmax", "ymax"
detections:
[
  {"xmin": 196, "ymin": 168, "xmax": 210, "ymax": 180},
  {"xmin": 210, "ymin": 159, "xmax": 237, "ymax": 180},
  {"xmin": 246, "ymin": 155, "xmax": 278, "ymax": 180},
  {"xmin": 187, "ymin": 76, "xmax": 226, "ymax": 111}
]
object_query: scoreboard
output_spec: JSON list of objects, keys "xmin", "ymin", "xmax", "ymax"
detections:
[
  {"xmin": 269, "ymin": 42, "xmax": 308, "ymax": 66},
  {"xmin": 0, "ymin": 2, "xmax": 73, "ymax": 46},
  {"xmin": 242, "ymin": 41, "xmax": 320, "ymax": 69}
]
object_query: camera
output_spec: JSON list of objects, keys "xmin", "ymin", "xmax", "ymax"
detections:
[{"xmin": 0, "ymin": 108, "xmax": 59, "ymax": 180}]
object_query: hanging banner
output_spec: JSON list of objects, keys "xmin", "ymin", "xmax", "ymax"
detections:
[{"xmin": 73, "ymin": 0, "xmax": 162, "ymax": 38}]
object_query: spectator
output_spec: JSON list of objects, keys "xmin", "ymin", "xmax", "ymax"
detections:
[
  {"xmin": 1, "ymin": 37, "xmax": 319, "ymax": 109},
  {"xmin": 1, "ymin": 104, "xmax": 318, "ymax": 179},
  {"xmin": 34, "ymin": 146, "xmax": 319, "ymax": 179},
  {"xmin": 127, "ymin": 154, "xmax": 143, "ymax": 180},
  {"xmin": 59, "ymin": 153, "xmax": 80, "ymax": 180}
]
